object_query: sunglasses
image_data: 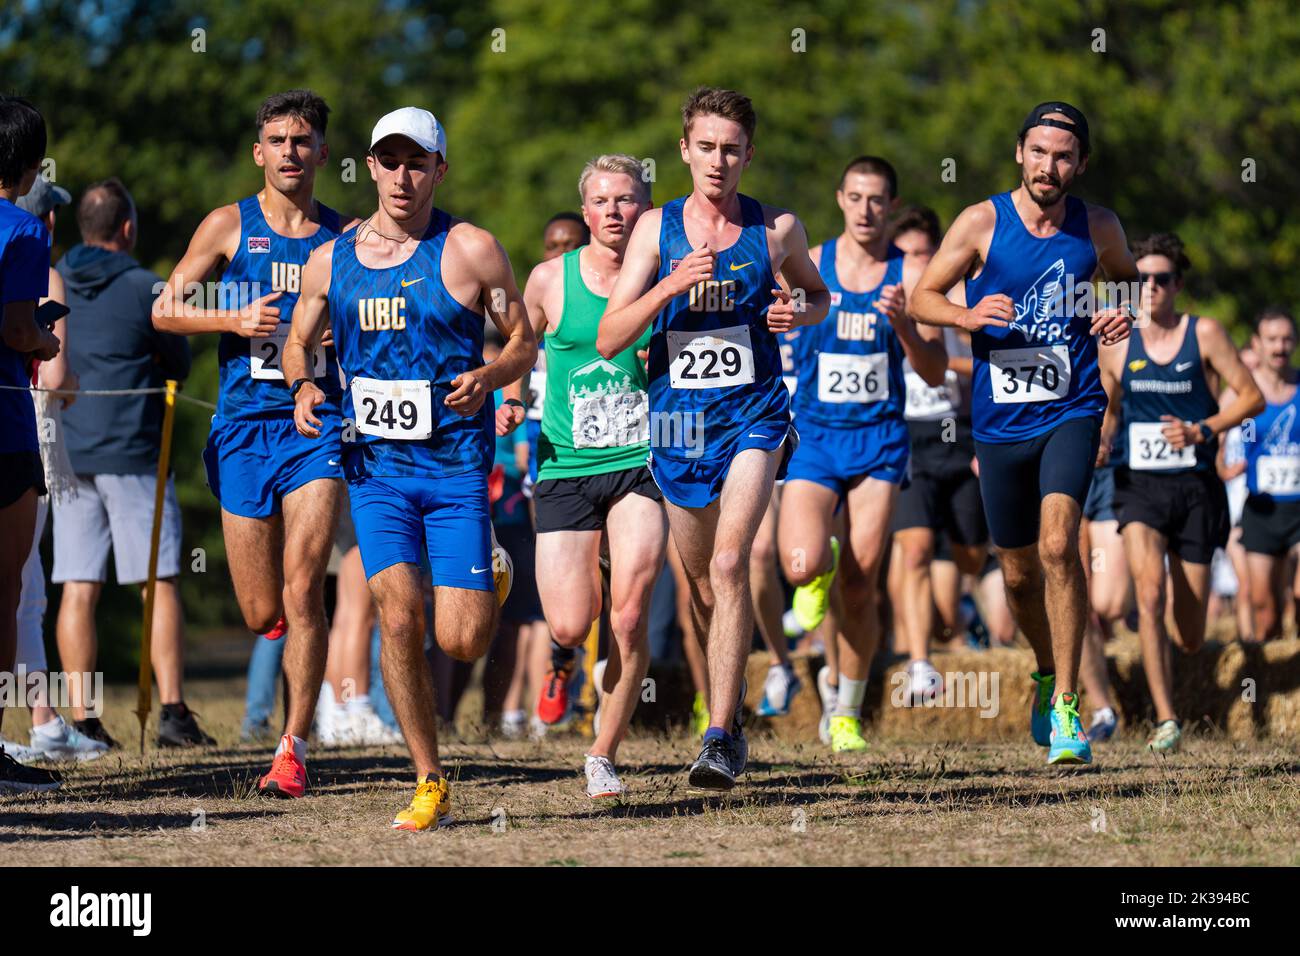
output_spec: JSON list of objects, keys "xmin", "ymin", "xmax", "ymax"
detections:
[{"xmin": 1139, "ymin": 271, "xmax": 1176, "ymax": 287}]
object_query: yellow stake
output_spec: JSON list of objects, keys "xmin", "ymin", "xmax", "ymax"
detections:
[{"xmin": 136, "ymin": 380, "xmax": 178, "ymax": 751}]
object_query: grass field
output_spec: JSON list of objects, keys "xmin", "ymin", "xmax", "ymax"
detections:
[{"xmin": 2, "ymin": 677, "xmax": 1297, "ymax": 866}]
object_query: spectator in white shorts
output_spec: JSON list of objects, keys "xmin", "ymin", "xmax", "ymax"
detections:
[{"xmin": 51, "ymin": 178, "xmax": 210, "ymax": 749}]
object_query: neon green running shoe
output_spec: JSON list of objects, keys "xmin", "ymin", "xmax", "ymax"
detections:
[
  {"xmin": 793, "ymin": 537, "xmax": 840, "ymax": 632},
  {"xmin": 1147, "ymin": 719, "xmax": 1182, "ymax": 753},
  {"xmin": 690, "ymin": 691, "xmax": 709, "ymax": 739},
  {"xmin": 1047, "ymin": 692, "xmax": 1092, "ymax": 765},
  {"xmin": 828, "ymin": 714, "xmax": 868, "ymax": 753}
]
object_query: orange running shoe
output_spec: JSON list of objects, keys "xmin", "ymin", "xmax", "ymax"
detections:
[
  {"xmin": 262, "ymin": 616, "xmax": 287, "ymax": 641},
  {"xmin": 259, "ymin": 735, "xmax": 307, "ymax": 798},
  {"xmin": 536, "ymin": 661, "xmax": 573, "ymax": 725}
]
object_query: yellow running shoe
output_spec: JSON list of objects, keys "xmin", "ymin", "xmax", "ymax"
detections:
[
  {"xmin": 491, "ymin": 526, "xmax": 513, "ymax": 606},
  {"xmin": 792, "ymin": 537, "xmax": 840, "ymax": 632},
  {"xmin": 828, "ymin": 714, "xmax": 868, "ymax": 753},
  {"xmin": 690, "ymin": 691, "xmax": 709, "ymax": 739},
  {"xmin": 391, "ymin": 773, "xmax": 453, "ymax": 831}
]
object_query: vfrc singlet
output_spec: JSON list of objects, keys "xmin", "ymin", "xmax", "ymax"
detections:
[
  {"xmin": 649, "ymin": 194, "xmax": 789, "ymax": 462},
  {"xmin": 965, "ymin": 191, "xmax": 1104, "ymax": 443},
  {"xmin": 1118, "ymin": 315, "xmax": 1219, "ymax": 474},
  {"xmin": 328, "ymin": 209, "xmax": 492, "ymax": 479},
  {"xmin": 1246, "ymin": 386, "xmax": 1300, "ymax": 501},
  {"xmin": 538, "ymin": 247, "xmax": 651, "ymax": 480},
  {"xmin": 216, "ymin": 195, "xmax": 343, "ymax": 420},
  {"xmin": 790, "ymin": 238, "xmax": 906, "ymax": 427}
]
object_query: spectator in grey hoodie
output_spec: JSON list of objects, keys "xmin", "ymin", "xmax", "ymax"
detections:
[{"xmin": 53, "ymin": 177, "xmax": 213, "ymax": 749}]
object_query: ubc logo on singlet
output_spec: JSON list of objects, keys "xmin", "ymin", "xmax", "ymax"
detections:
[
  {"xmin": 688, "ymin": 279, "xmax": 736, "ymax": 312},
  {"xmin": 837, "ymin": 311, "xmax": 878, "ymax": 341},
  {"xmin": 357, "ymin": 297, "xmax": 408, "ymax": 331},
  {"xmin": 271, "ymin": 262, "xmax": 300, "ymax": 294}
]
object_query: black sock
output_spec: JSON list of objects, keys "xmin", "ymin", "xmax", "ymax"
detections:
[
  {"xmin": 162, "ymin": 702, "xmax": 188, "ymax": 719},
  {"xmin": 550, "ymin": 641, "xmax": 576, "ymax": 668}
]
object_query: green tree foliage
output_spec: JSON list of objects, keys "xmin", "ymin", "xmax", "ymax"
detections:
[{"xmin": 3, "ymin": 0, "xmax": 1296, "ymax": 667}]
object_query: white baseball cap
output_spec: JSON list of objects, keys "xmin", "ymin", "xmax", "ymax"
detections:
[{"xmin": 369, "ymin": 107, "xmax": 447, "ymax": 159}]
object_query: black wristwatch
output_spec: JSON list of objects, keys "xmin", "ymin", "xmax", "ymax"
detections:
[
  {"xmin": 1197, "ymin": 421, "xmax": 1214, "ymax": 444},
  {"xmin": 289, "ymin": 377, "xmax": 312, "ymax": 399},
  {"xmin": 504, "ymin": 398, "xmax": 525, "ymax": 410}
]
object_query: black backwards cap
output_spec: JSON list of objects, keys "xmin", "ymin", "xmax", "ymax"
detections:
[{"xmin": 1019, "ymin": 101, "xmax": 1090, "ymax": 158}]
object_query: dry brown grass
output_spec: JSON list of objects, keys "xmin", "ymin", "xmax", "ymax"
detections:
[{"xmin": 1, "ymin": 678, "xmax": 1296, "ymax": 866}]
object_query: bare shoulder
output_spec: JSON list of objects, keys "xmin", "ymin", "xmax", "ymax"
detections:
[
  {"xmin": 953, "ymin": 199, "xmax": 997, "ymax": 237},
  {"xmin": 200, "ymin": 203, "xmax": 243, "ymax": 244},
  {"xmin": 630, "ymin": 205, "xmax": 664, "ymax": 238},
  {"xmin": 307, "ymin": 236, "xmax": 338, "ymax": 262},
  {"xmin": 1084, "ymin": 202, "xmax": 1124, "ymax": 241},
  {"xmin": 1194, "ymin": 313, "xmax": 1234, "ymax": 352},
  {"xmin": 446, "ymin": 218, "xmax": 503, "ymax": 257},
  {"xmin": 525, "ymin": 254, "xmax": 563, "ymax": 292},
  {"xmin": 760, "ymin": 202, "xmax": 801, "ymax": 237},
  {"xmin": 808, "ymin": 242, "xmax": 823, "ymax": 267}
]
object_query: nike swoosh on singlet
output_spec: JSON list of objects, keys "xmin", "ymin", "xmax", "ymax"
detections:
[
  {"xmin": 1175, "ymin": 361, "xmax": 1194, "ymax": 372},
  {"xmin": 471, "ymin": 566, "xmax": 489, "ymax": 574},
  {"xmin": 729, "ymin": 261, "xmax": 753, "ymax": 271},
  {"xmin": 401, "ymin": 277, "xmax": 425, "ymax": 288}
]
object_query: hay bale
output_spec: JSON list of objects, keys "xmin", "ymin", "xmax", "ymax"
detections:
[{"xmin": 737, "ymin": 634, "xmax": 1300, "ymax": 742}]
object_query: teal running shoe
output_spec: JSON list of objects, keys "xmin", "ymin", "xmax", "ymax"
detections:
[
  {"xmin": 1030, "ymin": 671, "xmax": 1055, "ymax": 747},
  {"xmin": 1048, "ymin": 692, "xmax": 1092, "ymax": 765}
]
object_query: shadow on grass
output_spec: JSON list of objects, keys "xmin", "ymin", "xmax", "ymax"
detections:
[{"xmin": 0, "ymin": 808, "xmax": 272, "ymax": 842}]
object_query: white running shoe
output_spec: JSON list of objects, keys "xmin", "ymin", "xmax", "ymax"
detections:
[
  {"xmin": 315, "ymin": 681, "xmax": 350, "ymax": 747},
  {"xmin": 344, "ymin": 703, "xmax": 403, "ymax": 746},
  {"xmin": 907, "ymin": 659, "xmax": 943, "ymax": 705},
  {"xmin": 816, "ymin": 665, "xmax": 837, "ymax": 745},
  {"xmin": 528, "ymin": 714, "xmax": 549, "ymax": 740},
  {"xmin": 584, "ymin": 753, "xmax": 624, "ymax": 799},
  {"xmin": 500, "ymin": 710, "xmax": 526, "ymax": 740},
  {"xmin": 28, "ymin": 715, "xmax": 110, "ymax": 762},
  {"xmin": 0, "ymin": 735, "xmax": 42, "ymax": 764}
]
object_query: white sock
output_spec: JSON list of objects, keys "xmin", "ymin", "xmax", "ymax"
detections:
[
  {"xmin": 834, "ymin": 676, "xmax": 866, "ymax": 716},
  {"xmin": 319, "ymin": 680, "xmax": 337, "ymax": 708},
  {"xmin": 276, "ymin": 734, "xmax": 308, "ymax": 763},
  {"xmin": 345, "ymin": 695, "xmax": 372, "ymax": 714},
  {"xmin": 503, "ymin": 709, "xmax": 525, "ymax": 723},
  {"xmin": 31, "ymin": 715, "xmax": 66, "ymax": 738}
]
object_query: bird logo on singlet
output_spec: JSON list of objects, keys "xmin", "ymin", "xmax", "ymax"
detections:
[
  {"xmin": 1264, "ymin": 404, "xmax": 1299, "ymax": 452},
  {"xmin": 1008, "ymin": 259, "xmax": 1066, "ymax": 339}
]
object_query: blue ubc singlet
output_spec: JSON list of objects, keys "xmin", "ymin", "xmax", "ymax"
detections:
[
  {"xmin": 966, "ymin": 191, "xmax": 1103, "ymax": 443},
  {"xmin": 216, "ymin": 195, "xmax": 343, "ymax": 420},
  {"xmin": 1245, "ymin": 385, "xmax": 1300, "ymax": 502},
  {"xmin": 1119, "ymin": 315, "xmax": 1219, "ymax": 473},
  {"xmin": 649, "ymin": 194, "xmax": 789, "ymax": 461},
  {"xmin": 328, "ymin": 210, "xmax": 493, "ymax": 479},
  {"xmin": 791, "ymin": 238, "xmax": 905, "ymax": 428}
]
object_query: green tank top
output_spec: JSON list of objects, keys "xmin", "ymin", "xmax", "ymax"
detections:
[{"xmin": 537, "ymin": 247, "xmax": 652, "ymax": 480}]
